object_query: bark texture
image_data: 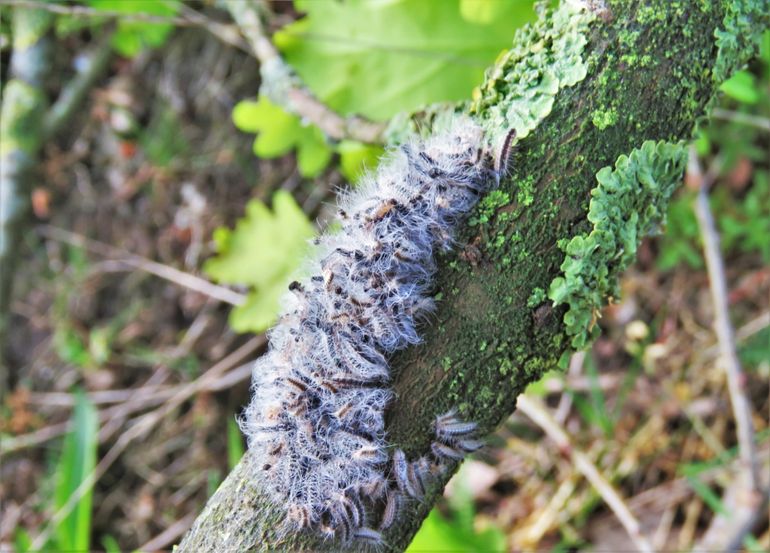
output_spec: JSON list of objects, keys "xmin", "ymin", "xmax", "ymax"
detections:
[{"xmin": 179, "ymin": 1, "xmax": 768, "ymax": 551}]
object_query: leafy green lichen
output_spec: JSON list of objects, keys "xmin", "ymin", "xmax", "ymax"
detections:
[
  {"xmin": 526, "ymin": 287, "xmax": 547, "ymax": 308},
  {"xmin": 591, "ymin": 107, "xmax": 618, "ymax": 129},
  {"xmin": 547, "ymin": 141, "xmax": 687, "ymax": 349},
  {"xmin": 471, "ymin": 2, "xmax": 595, "ymax": 141},
  {"xmin": 713, "ymin": 0, "xmax": 770, "ymax": 85},
  {"xmin": 469, "ymin": 189, "xmax": 511, "ymax": 226}
]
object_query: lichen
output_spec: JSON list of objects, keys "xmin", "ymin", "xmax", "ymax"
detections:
[
  {"xmin": 547, "ymin": 140, "xmax": 687, "ymax": 349},
  {"xmin": 527, "ymin": 287, "xmax": 547, "ymax": 308},
  {"xmin": 713, "ymin": 0, "xmax": 770, "ymax": 85},
  {"xmin": 469, "ymin": 189, "xmax": 511, "ymax": 226},
  {"xmin": 471, "ymin": 2, "xmax": 595, "ymax": 142},
  {"xmin": 0, "ymin": 80, "xmax": 46, "ymax": 156},
  {"xmin": 591, "ymin": 107, "xmax": 618, "ymax": 129}
]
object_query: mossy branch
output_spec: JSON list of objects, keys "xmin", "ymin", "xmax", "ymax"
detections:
[{"xmin": 178, "ymin": 1, "xmax": 768, "ymax": 551}]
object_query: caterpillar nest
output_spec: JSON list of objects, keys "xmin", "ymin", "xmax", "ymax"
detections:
[{"xmin": 241, "ymin": 116, "xmax": 509, "ymax": 546}]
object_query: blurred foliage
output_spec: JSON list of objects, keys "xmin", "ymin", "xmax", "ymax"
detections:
[
  {"xmin": 140, "ymin": 99, "xmax": 190, "ymax": 167},
  {"xmin": 204, "ymin": 191, "xmax": 315, "ymax": 333},
  {"xmin": 335, "ymin": 138, "xmax": 384, "ymax": 182},
  {"xmin": 227, "ymin": 416, "xmax": 245, "ymax": 470},
  {"xmin": 408, "ymin": 462, "xmax": 506, "ymax": 552},
  {"xmin": 679, "ymin": 431, "xmax": 770, "ymax": 552},
  {"xmin": 47, "ymin": 245, "xmax": 143, "ymax": 371},
  {"xmin": 659, "ymin": 30, "xmax": 770, "ymax": 270},
  {"xmin": 572, "ymin": 355, "xmax": 614, "ymax": 438},
  {"xmin": 275, "ymin": 0, "xmax": 536, "ymax": 121},
  {"xmin": 232, "ymin": 95, "xmax": 383, "ymax": 180},
  {"xmin": 739, "ymin": 327, "xmax": 770, "ymax": 370},
  {"xmin": 52, "ymin": 0, "xmax": 181, "ymax": 56},
  {"xmin": 53, "ymin": 390, "xmax": 98, "ymax": 553},
  {"xmin": 15, "ymin": 391, "xmax": 98, "ymax": 553},
  {"xmin": 86, "ymin": 0, "xmax": 180, "ymax": 57},
  {"xmin": 233, "ymin": 96, "xmax": 333, "ymax": 178}
]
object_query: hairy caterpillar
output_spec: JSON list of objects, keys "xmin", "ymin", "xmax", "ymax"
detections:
[{"xmin": 241, "ymin": 117, "xmax": 512, "ymax": 545}]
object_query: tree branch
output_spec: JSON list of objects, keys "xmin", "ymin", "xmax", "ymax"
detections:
[
  {"xmin": 689, "ymin": 148, "xmax": 768, "ymax": 551},
  {"xmin": 0, "ymin": 5, "xmax": 53, "ymax": 390},
  {"xmin": 179, "ymin": 1, "xmax": 769, "ymax": 551},
  {"xmin": 224, "ymin": 0, "xmax": 386, "ymax": 144}
]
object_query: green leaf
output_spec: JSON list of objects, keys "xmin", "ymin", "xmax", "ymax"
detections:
[
  {"xmin": 336, "ymin": 140, "xmax": 384, "ymax": 183},
  {"xmin": 14, "ymin": 529, "xmax": 32, "ymax": 553},
  {"xmin": 101, "ymin": 535, "xmax": 121, "ymax": 553},
  {"xmin": 719, "ymin": 70, "xmax": 760, "ymax": 104},
  {"xmin": 227, "ymin": 417, "xmax": 245, "ymax": 469},
  {"xmin": 204, "ymin": 191, "xmax": 315, "ymax": 333},
  {"xmin": 459, "ymin": 0, "xmax": 510, "ymax": 25},
  {"xmin": 53, "ymin": 325, "xmax": 92, "ymax": 368},
  {"xmin": 274, "ymin": 0, "xmax": 536, "ymax": 120},
  {"xmin": 232, "ymin": 97, "xmax": 332, "ymax": 177},
  {"xmin": 408, "ymin": 463, "xmax": 505, "ymax": 552},
  {"xmin": 686, "ymin": 476, "xmax": 729, "ymax": 516},
  {"xmin": 87, "ymin": 0, "xmax": 181, "ymax": 57},
  {"xmin": 407, "ymin": 506, "xmax": 506, "ymax": 552},
  {"xmin": 54, "ymin": 390, "xmax": 98, "ymax": 553}
]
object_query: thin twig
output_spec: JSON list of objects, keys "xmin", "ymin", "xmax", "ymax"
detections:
[
  {"xmin": 27, "ymin": 387, "xmax": 171, "ymax": 406},
  {"xmin": 0, "ymin": 349, "xmax": 257, "ymax": 455},
  {"xmin": 223, "ymin": 0, "xmax": 385, "ymax": 143},
  {"xmin": 711, "ymin": 108, "xmax": 770, "ymax": 132},
  {"xmin": 0, "ymin": 0, "xmax": 251, "ymax": 53},
  {"xmin": 554, "ymin": 350, "xmax": 585, "ymax": 424},
  {"xmin": 37, "ymin": 225, "xmax": 247, "ymax": 306},
  {"xmin": 1, "ymin": 0, "xmax": 202, "ymax": 27},
  {"xmin": 689, "ymin": 148, "xmax": 767, "ymax": 551},
  {"xmin": 517, "ymin": 394, "xmax": 656, "ymax": 553},
  {"xmin": 138, "ymin": 513, "xmax": 196, "ymax": 552},
  {"xmin": 689, "ymin": 147, "xmax": 760, "ymax": 492},
  {"xmin": 700, "ymin": 311, "xmax": 770, "ymax": 360}
]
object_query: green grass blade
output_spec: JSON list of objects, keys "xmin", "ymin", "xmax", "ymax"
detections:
[{"xmin": 53, "ymin": 389, "xmax": 98, "ymax": 552}]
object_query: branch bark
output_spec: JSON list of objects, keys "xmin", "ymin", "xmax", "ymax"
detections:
[
  {"xmin": 0, "ymin": 5, "xmax": 53, "ymax": 392},
  {"xmin": 179, "ymin": 1, "xmax": 768, "ymax": 551}
]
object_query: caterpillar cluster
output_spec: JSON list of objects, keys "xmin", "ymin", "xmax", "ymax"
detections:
[{"xmin": 241, "ymin": 117, "xmax": 510, "ymax": 546}]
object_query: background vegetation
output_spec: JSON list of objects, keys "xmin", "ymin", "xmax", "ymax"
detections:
[{"xmin": 1, "ymin": 1, "xmax": 767, "ymax": 551}]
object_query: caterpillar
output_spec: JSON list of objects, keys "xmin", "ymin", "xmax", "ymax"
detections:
[{"xmin": 241, "ymin": 116, "xmax": 513, "ymax": 546}]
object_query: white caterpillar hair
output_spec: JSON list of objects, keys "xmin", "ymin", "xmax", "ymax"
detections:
[{"xmin": 241, "ymin": 116, "xmax": 507, "ymax": 545}]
